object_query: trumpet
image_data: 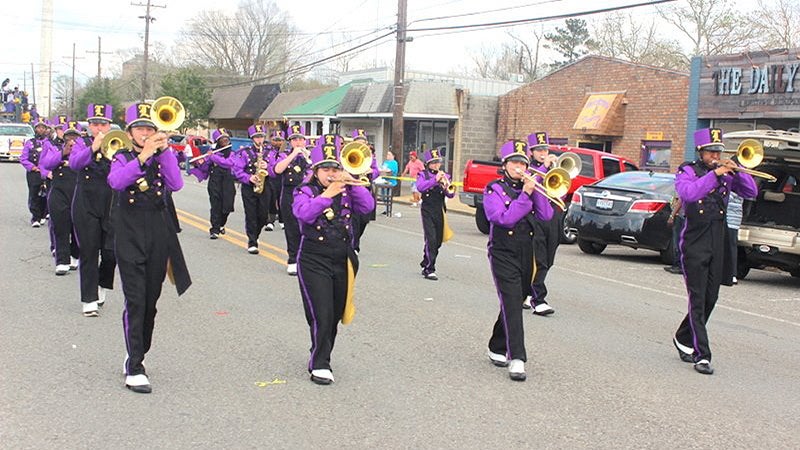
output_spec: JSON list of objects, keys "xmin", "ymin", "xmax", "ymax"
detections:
[
  {"xmin": 719, "ymin": 139, "xmax": 777, "ymax": 182},
  {"xmin": 437, "ymin": 170, "xmax": 456, "ymax": 194},
  {"xmin": 515, "ymin": 168, "xmax": 569, "ymax": 210},
  {"xmin": 99, "ymin": 130, "xmax": 132, "ymax": 160}
]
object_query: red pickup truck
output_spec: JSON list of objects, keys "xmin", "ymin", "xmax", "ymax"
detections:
[{"xmin": 459, "ymin": 146, "xmax": 639, "ymax": 241}]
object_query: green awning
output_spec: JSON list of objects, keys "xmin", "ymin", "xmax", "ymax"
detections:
[{"xmin": 285, "ymin": 83, "xmax": 352, "ymax": 116}]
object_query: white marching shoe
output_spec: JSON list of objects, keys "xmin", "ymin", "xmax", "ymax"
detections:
[
  {"xmin": 69, "ymin": 257, "xmax": 79, "ymax": 270},
  {"xmin": 533, "ymin": 303, "xmax": 555, "ymax": 316},
  {"xmin": 55, "ymin": 264, "xmax": 70, "ymax": 276},
  {"xmin": 125, "ymin": 374, "xmax": 152, "ymax": 393},
  {"xmin": 508, "ymin": 359, "xmax": 526, "ymax": 381},
  {"xmin": 522, "ymin": 296, "xmax": 532, "ymax": 309},
  {"xmin": 310, "ymin": 369, "xmax": 334, "ymax": 385},
  {"xmin": 286, "ymin": 263, "xmax": 297, "ymax": 276},
  {"xmin": 82, "ymin": 301, "xmax": 99, "ymax": 317},
  {"xmin": 487, "ymin": 349, "xmax": 509, "ymax": 367}
]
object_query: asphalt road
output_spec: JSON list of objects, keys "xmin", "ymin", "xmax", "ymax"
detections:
[{"xmin": 1, "ymin": 162, "xmax": 798, "ymax": 449}]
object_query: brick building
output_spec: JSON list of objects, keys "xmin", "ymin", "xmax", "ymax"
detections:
[{"xmin": 496, "ymin": 56, "xmax": 690, "ymax": 172}]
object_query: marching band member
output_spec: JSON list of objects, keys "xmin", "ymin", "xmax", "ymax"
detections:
[
  {"xmin": 108, "ymin": 103, "xmax": 191, "ymax": 394},
  {"xmin": 189, "ymin": 129, "xmax": 236, "ymax": 239},
  {"xmin": 20, "ymin": 117, "xmax": 54, "ymax": 228},
  {"xmin": 233, "ymin": 124, "xmax": 271, "ymax": 254},
  {"xmin": 40, "ymin": 120, "xmax": 81, "ymax": 275},
  {"xmin": 264, "ymin": 129, "xmax": 286, "ymax": 231},
  {"xmin": 349, "ymin": 129, "xmax": 380, "ymax": 253},
  {"xmin": 484, "ymin": 140, "xmax": 554, "ymax": 381},
  {"xmin": 416, "ymin": 148, "xmax": 454, "ymax": 281},
  {"xmin": 271, "ymin": 124, "xmax": 311, "ymax": 275},
  {"xmin": 672, "ymin": 128, "xmax": 757, "ymax": 375},
  {"xmin": 525, "ymin": 132, "xmax": 560, "ymax": 316},
  {"xmin": 69, "ymin": 104, "xmax": 117, "ymax": 317},
  {"xmin": 293, "ymin": 134, "xmax": 375, "ymax": 385}
]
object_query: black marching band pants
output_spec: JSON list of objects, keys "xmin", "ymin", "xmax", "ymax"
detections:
[
  {"xmin": 297, "ymin": 240, "xmax": 356, "ymax": 371},
  {"xmin": 117, "ymin": 207, "xmax": 171, "ymax": 377},
  {"xmin": 280, "ymin": 186, "xmax": 301, "ymax": 264},
  {"xmin": 72, "ymin": 182, "xmax": 116, "ymax": 302},
  {"xmin": 48, "ymin": 175, "xmax": 79, "ymax": 265},
  {"xmin": 531, "ymin": 208, "xmax": 562, "ymax": 305},
  {"xmin": 26, "ymin": 171, "xmax": 47, "ymax": 223},
  {"xmin": 267, "ymin": 176, "xmax": 282, "ymax": 224},
  {"xmin": 208, "ymin": 174, "xmax": 235, "ymax": 234},
  {"xmin": 241, "ymin": 183, "xmax": 271, "ymax": 247},
  {"xmin": 420, "ymin": 206, "xmax": 444, "ymax": 275},
  {"xmin": 488, "ymin": 236, "xmax": 534, "ymax": 362},
  {"xmin": 675, "ymin": 219, "xmax": 725, "ymax": 362}
]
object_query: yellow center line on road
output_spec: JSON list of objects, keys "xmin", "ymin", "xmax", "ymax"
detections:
[
  {"xmin": 176, "ymin": 210, "xmax": 287, "ymax": 266},
  {"xmin": 176, "ymin": 208, "xmax": 288, "ymax": 256}
]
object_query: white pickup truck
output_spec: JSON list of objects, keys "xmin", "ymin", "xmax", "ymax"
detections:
[{"xmin": 0, "ymin": 123, "xmax": 34, "ymax": 162}]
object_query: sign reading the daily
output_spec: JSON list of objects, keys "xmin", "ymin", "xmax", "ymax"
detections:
[{"xmin": 713, "ymin": 64, "xmax": 800, "ymax": 96}]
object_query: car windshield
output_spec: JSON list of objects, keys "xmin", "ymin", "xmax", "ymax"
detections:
[
  {"xmin": 0, "ymin": 125, "xmax": 34, "ymax": 138},
  {"xmin": 594, "ymin": 171, "xmax": 675, "ymax": 195}
]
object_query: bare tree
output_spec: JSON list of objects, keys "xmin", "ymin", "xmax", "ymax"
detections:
[
  {"xmin": 179, "ymin": 0, "xmax": 299, "ymax": 83},
  {"xmin": 507, "ymin": 25, "xmax": 547, "ymax": 81},
  {"xmin": 658, "ymin": 0, "xmax": 757, "ymax": 60},
  {"xmin": 51, "ymin": 75, "xmax": 73, "ymax": 115},
  {"xmin": 752, "ymin": 0, "xmax": 800, "ymax": 49},
  {"xmin": 592, "ymin": 12, "xmax": 686, "ymax": 70}
]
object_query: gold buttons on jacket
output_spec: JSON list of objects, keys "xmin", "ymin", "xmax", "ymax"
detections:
[
  {"xmin": 129, "ymin": 198, "xmax": 135, "ymax": 204},
  {"xmin": 508, "ymin": 231, "xmax": 514, "ymax": 235},
  {"xmin": 699, "ymin": 209, "xmax": 704, "ymax": 214},
  {"xmin": 318, "ymin": 236, "xmax": 324, "ymax": 241},
  {"xmin": 698, "ymin": 200, "xmax": 703, "ymax": 204},
  {"xmin": 85, "ymin": 175, "xmax": 90, "ymax": 180}
]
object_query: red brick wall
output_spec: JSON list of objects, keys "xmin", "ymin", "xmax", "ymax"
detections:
[{"xmin": 497, "ymin": 56, "xmax": 690, "ymax": 170}]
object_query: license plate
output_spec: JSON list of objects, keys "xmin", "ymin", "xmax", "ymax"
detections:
[
  {"xmin": 763, "ymin": 139, "xmax": 779, "ymax": 148},
  {"xmin": 596, "ymin": 199, "xmax": 614, "ymax": 209}
]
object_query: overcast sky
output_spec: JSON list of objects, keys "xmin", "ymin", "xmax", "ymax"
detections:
[{"xmin": 2, "ymin": 0, "xmax": 674, "ymax": 91}]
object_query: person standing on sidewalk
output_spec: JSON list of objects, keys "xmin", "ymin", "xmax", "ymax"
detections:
[{"xmin": 401, "ymin": 150, "xmax": 425, "ymax": 206}]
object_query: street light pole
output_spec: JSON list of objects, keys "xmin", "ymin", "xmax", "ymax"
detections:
[{"xmin": 391, "ymin": 0, "xmax": 408, "ymax": 172}]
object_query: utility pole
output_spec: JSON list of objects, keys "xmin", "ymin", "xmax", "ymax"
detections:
[
  {"xmin": 62, "ymin": 43, "xmax": 84, "ymax": 118},
  {"xmin": 48, "ymin": 62, "xmax": 53, "ymax": 114},
  {"xmin": 86, "ymin": 36, "xmax": 112, "ymax": 79},
  {"xmin": 132, "ymin": 0, "xmax": 166, "ymax": 101},
  {"xmin": 391, "ymin": 0, "xmax": 409, "ymax": 174},
  {"xmin": 30, "ymin": 63, "xmax": 36, "ymax": 106}
]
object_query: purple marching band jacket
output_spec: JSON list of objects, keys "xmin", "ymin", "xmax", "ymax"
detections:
[
  {"xmin": 482, "ymin": 174, "xmax": 554, "ymax": 228},
  {"xmin": 675, "ymin": 163, "xmax": 757, "ymax": 218},
  {"xmin": 415, "ymin": 169, "xmax": 455, "ymax": 199},
  {"xmin": 232, "ymin": 145, "xmax": 268, "ymax": 185},
  {"xmin": 292, "ymin": 183, "xmax": 375, "ymax": 234},
  {"xmin": 187, "ymin": 151, "xmax": 235, "ymax": 182},
  {"xmin": 21, "ymin": 135, "xmax": 56, "ymax": 179}
]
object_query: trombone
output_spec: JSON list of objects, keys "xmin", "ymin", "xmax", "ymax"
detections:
[
  {"xmin": 340, "ymin": 141, "xmax": 373, "ymax": 185},
  {"xmin": 99, "ymin": 130, "xmax": 132, "ymax": 160},
  {"xmin": 151, "ymin": 96, "xmax": 185, "ymax": 131},
  {"xmin": 720, "ymin": 139, "xmax": 777, "ymax": 182},
  {"xmin": 327, "ymin": 176, "xmax": 371, "ymax": 186},
  {"xmin": 515, "ymin": 168, "xmax": 570, "ymax": 210}
]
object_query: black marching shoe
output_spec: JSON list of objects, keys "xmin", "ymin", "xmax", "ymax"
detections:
[
  {"xmin": 310, "ymin": 369, "xmax": 334, "ymax": 385},
  {"xmin": 672, "ymin": 337, "xmax": 694, "ymax": 363},
  {"xmin": 125, "ymin": 374, "xmax": 152, "ymax": 393},
  {"xmin": 694, "ymin": 360, "xmax": 714, "ymax": 375},
  {"xmin": 209, "ymin": 232, "xmax": 219, "ymax": 240}
]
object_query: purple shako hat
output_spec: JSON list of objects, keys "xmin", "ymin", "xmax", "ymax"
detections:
[
  {"xmin": 87, "ymin": 104, "xmax": 113, "ymax": 123},
  {"xmin": 694, "ymin": 128, "xmax": 724, "ymax": 151},
  {"xmin": 310, "ymin": 134, "xmax": 343, "ymax": 169},
  {"xmin": 499, "ymin": 140, "xmax": 530, "ymax": 164}
]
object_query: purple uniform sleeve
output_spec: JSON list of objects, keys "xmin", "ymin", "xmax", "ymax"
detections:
[
  {"xmin": 532, "ymin": 189, "xmax": 554, "ymax": 221},
  {"xmin": 68, "ymin": 137, "xmax": 93, "ymax": 170},
  {"xmin": 20, "ymin": 140, "xmax": 35, "ymax": 171},
  {"xmin": 40, "ymin": 168, "xmax": 51, "ymax": 179},
  {"xmin": 266, "ymin": 149, "xmax": 279, "ymax": 177},
  {"xmin": 108, "ymin": 154, "xmax": 145, "ymax": 191},
  {"xmin": 209, "ymin": 152, "xmax": 234, "ymax": 170},
  {"xmin": 675, "ymin": 165, "xmax": 723, "ymax": 203},
  {"xmin": 369, "ymin": 157, "xmax": 380, "ymax": 180},
  {"xmin": 293, "ymin": 185, "xmax": 333, "ymax": 225},
  {"xmin": 39, "ymin": 143, "xmax": 63, "ymax": 172},
  {"xmin": 416, "ymin": 171, "xmax": 438, "ymax": 193},
  {"xmin": 158, "ymin": 150, "xmax": 184, "ymax": 192},
  {"xmin": 349, "ymin": 185, "xmax": 376, "ymax": 215},
  {"xmin": 232, "ymin": 152, "xmax": 252, "ymax": 184},
  {"xmin": 483, "ymin": 184, "xmax": 534, "ymax": 228},
  {"xmin": 731, "ymin": 171, "xmax": 758, "ymax": 199},
  {"xmin": 188, "ymin": 160, "xmax": 210, "ymax": 182}
]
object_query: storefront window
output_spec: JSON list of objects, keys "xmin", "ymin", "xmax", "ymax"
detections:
[{"xmin": 641, "ymin": 140, "xmax": 672, "ymax": 171}]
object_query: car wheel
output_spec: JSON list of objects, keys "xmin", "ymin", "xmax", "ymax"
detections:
[
  {"xmin": 559, "ymin": 211, "xmax": 577, "ymax": 244},
  {"xmin": 736, "ymin": 264, "xmax": 751, "ymax": 280},
  {"xmin": 475, "ymin": 203, "xmax": 490, "ymax": 235},
  {"xmin": 577, "ymin": 238, "xmax": 606, "ymax": 255}
]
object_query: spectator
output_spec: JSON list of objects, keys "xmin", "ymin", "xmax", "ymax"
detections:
[
  {"xmin": 375, "ymin": 151, "xmax": 398, "ymax": 216},
  {"xmin": 401, "ymin": 150, "xmax": 425, "ymax": 206}
]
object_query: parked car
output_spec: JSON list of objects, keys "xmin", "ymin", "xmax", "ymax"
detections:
[
  {"xmin": 0, "ymin": 123, "xmax": 34, "ymax": 162},
  {"xmin": 168, "ymin": 134, "xmax": 210, "ymax": 162},
  {"xmin": 460, "ymin": 145, "xmax": 639, "ymax": 241},
  {"xmin": 565, "ymin": 170, "xmax": 676, "ymax": 264},
  {"xmin": 724, "ymin": 130, "xmax": 800, "ymax": 279}
]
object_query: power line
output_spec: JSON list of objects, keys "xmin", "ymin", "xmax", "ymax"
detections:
[
  {"xmin": 406, "ymin": 0, "xmax": 676, "ymax": 33},
  {"xmin": 409, "ymin": 0, "xmax": 565, "ymax": 25}
]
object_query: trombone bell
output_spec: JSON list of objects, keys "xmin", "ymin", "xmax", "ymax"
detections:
[
  {"xmin": 556, "ymin": 152, "xmax": 582, "ymax": 178},
  {"xmin": 340, "ymin": 141, "xmax": 373, "ymax": 175},
  {"xmin": 736, "ymin": 139, "xmax": 764, "ymax": 169},
  {"xmin": 100, "ymin": 130, "xmax": 132, "ymax": 160},
  {"xmin": 151, "ymin": 96, "xmax": 185, "ymax": 130}
]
